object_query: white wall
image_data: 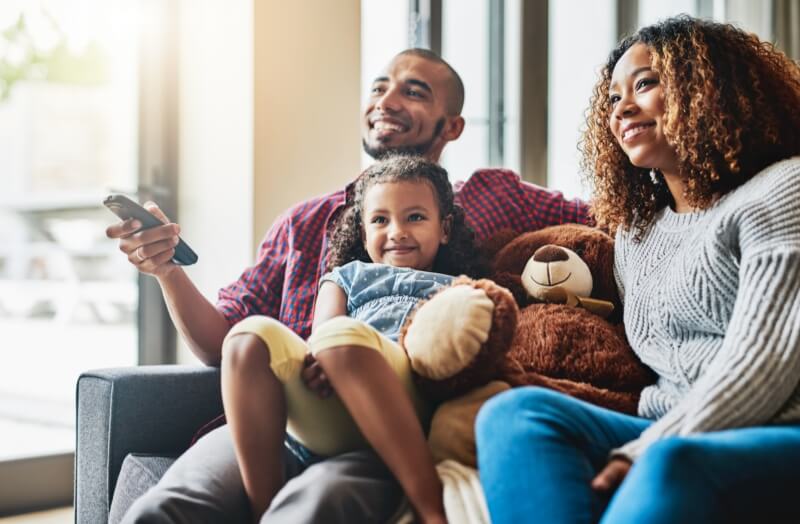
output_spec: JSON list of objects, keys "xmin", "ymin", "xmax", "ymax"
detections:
[
  {"xmin": 177, "ymin": 0, "xmax": 254, "ymax": 363},
  {"xmin": 253, "ymin": 0, "xmax": 361, "ymax": 250},
  {"xmin": 175, "ymin": 1, "xmax": 361, "ymax": 364}
]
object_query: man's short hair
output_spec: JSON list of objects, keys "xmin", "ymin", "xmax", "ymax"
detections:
[{"xmin": 398, "ymin": 48, "xmax": 465, "ymax": 116}]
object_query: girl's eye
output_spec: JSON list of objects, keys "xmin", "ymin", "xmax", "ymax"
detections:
[
  {"xmin": 408, "ymin": 213, "xmax": 426, "ymax": 222},
  {"xmin": 609, "ymin": 94, "xmax": 621, "ymax": 107},
  {"xmin": 371, "ymin": 216, "xmax": 387, "ymax": 224}
]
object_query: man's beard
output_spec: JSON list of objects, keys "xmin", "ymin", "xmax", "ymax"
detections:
[{"xmin": 362, "ymin": 118, "xmax": 445, "ymax": 160}]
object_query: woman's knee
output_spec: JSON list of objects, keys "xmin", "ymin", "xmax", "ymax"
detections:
[
  {"xmin": 476, "ymin": 387, "xmax": 576, "ymax": 443},
  {"xmin": 634, "ymin": 437, "xmax": 704, "ymax": 485}
]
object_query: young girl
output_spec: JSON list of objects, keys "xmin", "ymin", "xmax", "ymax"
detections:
[
  {"xmin": 477, "ymin": 16, "xmax": 800, "ymax": 524},
  {"xmin": 221, "ymin": 155, "xmax": 485, "ymax": 522}
]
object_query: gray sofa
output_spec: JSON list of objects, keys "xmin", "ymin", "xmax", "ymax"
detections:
[{"xmin": 75, "ymin": 365, "xmax": 223, "ymax": 523}]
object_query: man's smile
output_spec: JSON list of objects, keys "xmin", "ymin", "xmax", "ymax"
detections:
[{"xmin": 369, "ymin": 115, "xmax": 410, "ymax": 139}]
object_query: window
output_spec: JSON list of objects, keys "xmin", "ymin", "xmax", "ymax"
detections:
[
  {"xmin": 0, "ymin": 0, "xmax": 177, "ymax": 512},
  {"xmin": 0, "ymin": 0, "xmax": 139, "ymax": 466},
  {"xmin": 360, "ymin": 0, "xmax": 785, "ymax": 194},
  {"xmin": 360, "ymin": 0, "xmax": 521, "ymax": 181}
]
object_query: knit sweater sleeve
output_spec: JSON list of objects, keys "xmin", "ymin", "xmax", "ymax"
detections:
[{"xmin": 616, "ymin": 160, "xmax": 800, "ymax": 461}]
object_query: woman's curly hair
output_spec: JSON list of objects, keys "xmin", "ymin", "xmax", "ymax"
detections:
[
  {"xmin": 581, "ymin": 15, "xmax": 800, "ymax": 238},
  {"xmin": 326, "ymin": 155, "xmax": 487, "ymax": 277}
]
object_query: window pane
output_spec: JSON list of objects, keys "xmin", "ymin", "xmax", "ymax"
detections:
[
  {"xmin": 441, "ymin": 0, "xmax": 489, "ymax": 180},
  {"xmin": 638, "ymin": 0, "xmax": 697, "ymax": 26},
  {"xmin": 443, "ymin": 119, "xmax": 490, "ymax": 183},
  {"xmin": 503, "ymin": 0, "xmax": 522, "ymax": 175},
  {"xmin": 360, "ymin": 0, "xmax": 410, "ymax": 169},
  {"xmin": 0, "ymin": 0, "xmax": 139, "ymax": 460},
  {"xmin": 548, "ymin": 0, "xmax": 615, "ymax": 199}
]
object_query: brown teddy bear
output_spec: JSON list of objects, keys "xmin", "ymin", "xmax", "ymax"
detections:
[{"xmin": 400, "ymin": 224, "xmax": 655, "ymax": 466}]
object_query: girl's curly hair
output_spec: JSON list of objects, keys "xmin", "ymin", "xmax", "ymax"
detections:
[
  {"xmin": 326, "ymin": 155, "xmax": 487, "ymax": 277},
  {"xmin": 581, "ymin": 15, "xmax": 800, "ymax": 238}
]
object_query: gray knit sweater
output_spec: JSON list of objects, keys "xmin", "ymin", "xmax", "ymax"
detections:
[{"xmin": 613, "ymin": 157, "xmax": 800, "ymax": 460}]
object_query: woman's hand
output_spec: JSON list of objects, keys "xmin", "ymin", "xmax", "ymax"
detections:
[
  {"xmin": 301, "ymin": 353, "xmax": 335, "ymax": 398},
  {"xmin": 591, "ymin": 457, "xmax": 631, "ymax": 494}
]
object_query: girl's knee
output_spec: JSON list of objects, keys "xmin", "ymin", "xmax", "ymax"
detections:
[
  {"xmin": 309, "ymin": 317, "xmax": 383, "ymax": 357},
  {"xmin": 223, "ymin": 316, "xmax": 303, "ymax": 369},
  {"xmin": 221, "ymin": 332, "xmax": 270, "ymax": 370}
]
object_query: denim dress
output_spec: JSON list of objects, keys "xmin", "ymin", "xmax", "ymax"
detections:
[{"xmin": 319, "ymin": 260, "xmax": 455, "ymax": 341}]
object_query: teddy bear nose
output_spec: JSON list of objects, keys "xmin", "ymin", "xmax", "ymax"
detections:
[{"xmin": 533, "ymin": 245, "xmax": 570, "ymax": 263}]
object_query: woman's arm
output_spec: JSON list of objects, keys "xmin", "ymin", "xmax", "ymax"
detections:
[{"xmin": 617, "ymin": 247, "xmax": 800, "ymax": 460}]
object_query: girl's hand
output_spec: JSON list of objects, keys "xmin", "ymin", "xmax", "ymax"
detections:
[
  {"xmin": 301, "ymin": 353, "xmax": 335, "ymax": 398},
  {"xmin": 591, "ymin": 457, "xmax": 631, "ymax": 494}
]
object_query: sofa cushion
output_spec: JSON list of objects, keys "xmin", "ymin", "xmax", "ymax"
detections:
[{"xmin": 108, "ymin": 453, "xmax": 177, "ymax": 524}]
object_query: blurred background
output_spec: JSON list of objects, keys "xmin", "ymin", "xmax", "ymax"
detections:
[{"xmin": 0, "ymin": 0, "xmax": 796, "ymax": 519}]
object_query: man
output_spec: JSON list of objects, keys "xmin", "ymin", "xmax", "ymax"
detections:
[{"xmin": 109, "ymin": 48, "xmax": 591, "ymax": 523}]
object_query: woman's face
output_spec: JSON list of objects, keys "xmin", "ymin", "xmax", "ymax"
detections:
[{"xmin": 608, "ymin": 43, "xmax": 679, "ymax": 176}]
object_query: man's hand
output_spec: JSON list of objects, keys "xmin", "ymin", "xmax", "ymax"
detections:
[
  {"xmin": 301, "ymin": 353, "xmax": 334, "ymax": 398},
  {"xmin": 105, "ymin": 202, "xmax": 181, "ymax": 278},
  {"xmin": 591, "ymin": 457, "xmax": 631, "ymax": 494}
]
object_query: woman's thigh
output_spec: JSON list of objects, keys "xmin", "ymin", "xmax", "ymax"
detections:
[
  {"xmin": 604, "ymin": 424, "xmax": 800, "ymax": 524},
  {"xmin": 476, "ymin": 387, "xmax": 651, "ymax": 524}
]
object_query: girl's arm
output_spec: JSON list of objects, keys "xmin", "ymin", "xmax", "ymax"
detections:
[
  {"xmin": 312, "ymin": 281, "xmax": 347, "ymax": 332},
  {"xmin": 302, "ymin": 281, "xmax": 348, "ymax": 397}
]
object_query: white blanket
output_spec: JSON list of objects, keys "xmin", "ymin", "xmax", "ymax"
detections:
[{"xmin": 390, "ymin": 460, "xmax": 490, "ymax": 524}]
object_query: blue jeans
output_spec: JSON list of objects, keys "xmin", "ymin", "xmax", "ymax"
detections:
[{"xmin": 476, "ymin": 387, "xmax": 800, "ymax": 524}]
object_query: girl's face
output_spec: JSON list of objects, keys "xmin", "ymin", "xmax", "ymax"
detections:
[
  {"xmin": 608, "ymin": 43, "xmax": 680, "ymax": 177},
  {"xmin": 361, "ymin": 180, "xmax": 449, "ymax": 271}
]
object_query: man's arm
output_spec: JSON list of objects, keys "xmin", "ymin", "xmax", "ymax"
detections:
[
  {"xmin": 106, "ymin": 202, "xmax": 230, "ymax": 365},
  {"xmin": 157, "ymin": 268, "xmax": 230, "ymax": 366}
]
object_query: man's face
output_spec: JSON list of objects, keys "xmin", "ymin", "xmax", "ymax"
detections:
[{"xmin": 362, "ymin": 54, "xmax": 461, "ymax": 162}]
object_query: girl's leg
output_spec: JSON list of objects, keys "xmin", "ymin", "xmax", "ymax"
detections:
[
  {"xmin": 602, "ymin": 424, "xmax": 800, "ymax": 524},
  {"xmin": 309, "ymin": 318, "xmax": 444, "ymax": 524},
  {"xmin": 220, "ymin": 316, "xmax": 309, "ymax": 520},
  {"xmin": 475, "ymin": 387, "xmax": 651, "ymax": 524}
]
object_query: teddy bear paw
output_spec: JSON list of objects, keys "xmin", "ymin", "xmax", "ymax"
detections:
[{"xmin": 403, "ymin": 285, "xmax": 495, "ymax": 380}]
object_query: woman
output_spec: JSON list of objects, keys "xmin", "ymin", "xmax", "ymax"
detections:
[{"xmin": 476, "ymin": 15, "xmax": 800, "ymax": 524}]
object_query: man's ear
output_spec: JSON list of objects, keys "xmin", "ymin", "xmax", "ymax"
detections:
[{"xmin": 441, "ymin": 116, "xmax": 465, "ymax": 142}]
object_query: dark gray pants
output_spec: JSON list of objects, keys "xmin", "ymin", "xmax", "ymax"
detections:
[{"xmin": 119, "ymin": 425, "xmax": 404, "ymax": 523}]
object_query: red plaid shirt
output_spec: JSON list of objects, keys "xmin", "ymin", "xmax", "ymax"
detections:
[{"xmin": 216, "ymin": 168, "xmax": 592, "ymax": 338}]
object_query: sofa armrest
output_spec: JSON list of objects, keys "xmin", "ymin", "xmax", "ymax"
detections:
[{"xmin": 75, "ymin": 365, "xmax": 222, "ymax": 524}]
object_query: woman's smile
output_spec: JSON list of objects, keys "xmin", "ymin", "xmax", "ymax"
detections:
[{"xmin": 621, "ymin": 121, "xmax": 656, "ymax": 143}]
